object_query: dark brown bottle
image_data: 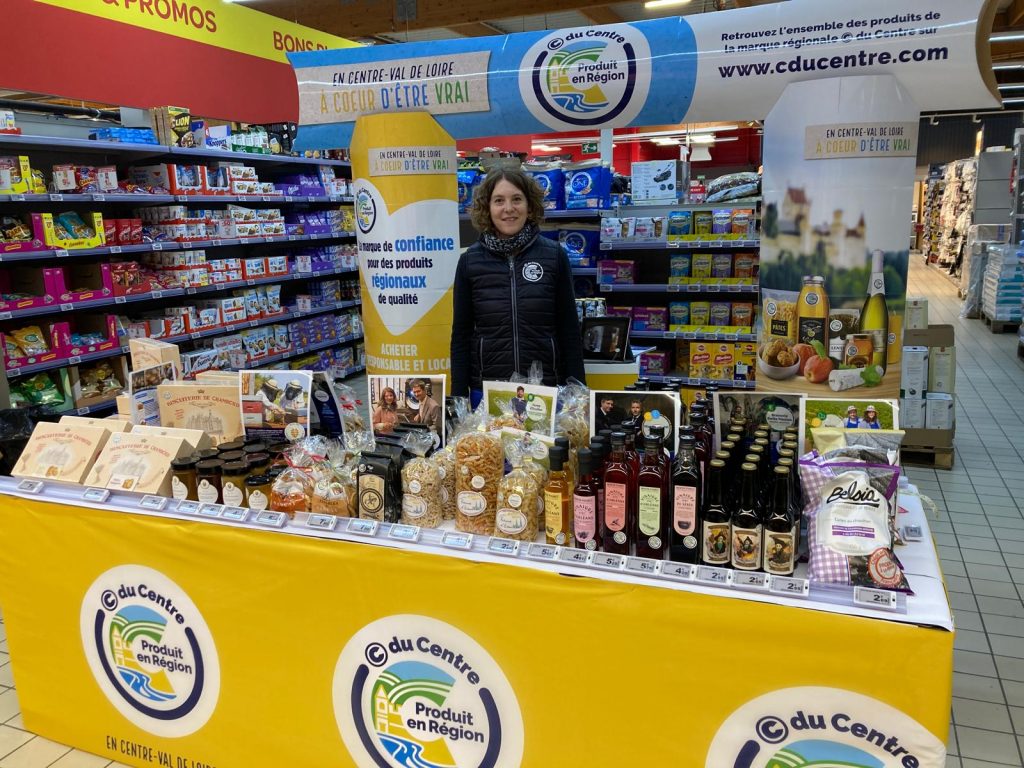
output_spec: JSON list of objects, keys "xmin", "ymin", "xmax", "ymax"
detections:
[
  {"xmin": 636, "ymin": 433, "xmax": 669, "ymax": 559},
  {"xmin": 730, "ymin": 463, "xmax": 763, "ymax": 572},
  {"xmin": 763, "ymin": 465, "xmax": 796, "ymax": 576},
  {"xmin": 701, "ymin": 459, "xmax": 731, "ymax": 567},
  {"xmin": 621, "ymin": 425, "xmax": 641, "ymax": 479},
  {"xmin": 669, "ymin": 435, "xmax": 702, "ymax": 563},
  {"xmin": 590, "ymin": 439, "xmax": 607, "ymax": 548},
  {"xmin": 777, "ymin": 456, "xmax": 802, "ymax": 554},
  {"xmin": 602, "ymin": 432, "xmax": 635, "ymax": 555}
]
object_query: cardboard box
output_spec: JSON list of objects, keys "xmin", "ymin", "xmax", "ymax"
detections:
[
  {"xmin": 900, "ymin": 346, "xmax": 928, "ymax": 399},
  {"xmin": 902, "ymin": 324, "xmax": 955, "ymax": 348},
  {"xmin": 84, "ymin": 433, "xmax": 190, "ymax": 495},
  {"xmin": 901, "ymin": 427, "xmax": 954, "ymax": 449},
  {"xmin": 131, "ymin": 425, "xmax": 212, "ymax": 452},
  {"xmin": 928, "ymin": 346, "xmax": 955, "ymax": 395},
  {"xmin": 926, "ymin": 393, "xmax": 955, "ymax": 430},
  {"xmin": 129, "ymin": 338, "xmax": 182, "ymax": 372},
  {"xmin": 12, "ymin": 422, "xmax": 110, "ymax": 484},
  {"xmin": 630, "ymin": 160, "xmax": 686, "ymax": 203},
  {"xmin": 900, "ymin": 397, "xmax": 927, "ymax": 429},
  {"xmin": 156, "ymin": 383, "xmax": 243, "ymax": 444},
  {"xmin": 906, "ymin": 297, "xmax": 929, "ymax": 330},
  {"xmin": 58, "ymin": 416, "xmax": 132, "ymax": 437}
]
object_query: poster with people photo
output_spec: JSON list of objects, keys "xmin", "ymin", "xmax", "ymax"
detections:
[
  {"xmin": 240, "ymin": 371, "xmax": 313, "ymax": 442},
  {"xmin": 482, "ymin": 381, "xmax": 558, "ymax": 435},
  {"xmin": 712, "ymin": 391, "xmax": 806, "ymax": 454},
  {"xmin": 368, "ymin": 376, "xmax": 446, "ymax": 447},
  {"xmin": 589, "ymin": 390, "xmax": 681, "ymax": 454},
  {"xmin": 129, "ymin": 362, "xmax": 177, "ymax": 426},
  {"xmin": 802, "ymin": 398, "xmax": 899, "ymax": 442}
]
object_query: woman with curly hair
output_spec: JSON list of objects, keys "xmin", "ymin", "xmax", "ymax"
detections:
[
  {"xmin": 372, "ymin": 386, "xmax": 400, "ymax": 433},
  {"xmin": 450, "ymin": 168, "xmax": 586, "ymax": 405}
]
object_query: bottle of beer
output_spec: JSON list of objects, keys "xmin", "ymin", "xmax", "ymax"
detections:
[
  {"xmin": 730, "ymin": 463, "xmax": 763, "ymax": 572},
  {"xmin": 636, "ymin": 433, "xmax": 669, "ymax": 559},
  {"xmin": 670, "ymin": 434, "xmax": 702, "ymax": 563},
  {"xmin": 777, "ymin": 456, "xmax": 802, "ymax": 553},
  {"xmin": 602, "ymin": 432, "xmax": 635, "ymax": 555},
  {"xmin": 544, "ymin": 446, "xmax": 572, "ymax": 546},
  {"xmin": 573, "ymin": 448, "xmax": 601, "ymax": 551},
  {"xmin": 763, "ymin": 465, "xmax": 796, "ymax": 576},
  {"xmin": 701, "ymin": 459, "xmax": 731, "ymax": 567}
]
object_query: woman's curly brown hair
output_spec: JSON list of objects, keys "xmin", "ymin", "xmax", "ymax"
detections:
[{"xmin": 469, "ymin": 168, "xmax": 546, "ymax": 234}]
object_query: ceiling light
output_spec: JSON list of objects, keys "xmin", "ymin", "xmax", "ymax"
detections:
[
  {"xmin": 992, "ymin": 33, "xmax": 1024, "ymax": 43},
  {"xmin": 644, "ymin": 0, "xmax": 691, "ymax": 7},
  {"xmin": 1003, "ymin": 98, "xmax": 1024, "ymax": 104},
  {"xmin": 999, "ymin": 84, "xmax": 1024, "ymax": 90},
  {"xmin": 689, "ymin": 134, "xmax": 716, "ymax": 144},
  {"xmin": 531, "ymin": 144, "xmax": 561, "ymax": 152},
  {"xmin": 994, "ymin": 62, "xmax": 1024, "ymax": 70}
]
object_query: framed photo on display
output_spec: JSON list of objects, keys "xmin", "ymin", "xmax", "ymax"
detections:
[
  {"xmin": 368, "ymin": 375, "xmax": 446, "ymax": 447},
  {"xmin": 589, "ymin": 390, "xmax": 681, "ymax": 454}
]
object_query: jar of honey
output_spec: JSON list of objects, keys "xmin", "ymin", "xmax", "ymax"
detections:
[
  {"xmin": 170, "ymin": 457, "xmax": 198, "ymax": 501},
  {"xmin": 196, "ymin": 459, "xmax": 224, "ymax": 504},
  {"xmin": 245, "ymin": 474, "xmax": 272, "ymax": 510},
  {"xmin": 221, "ymin": 461, "xmax": 250, "ymax": 507}
]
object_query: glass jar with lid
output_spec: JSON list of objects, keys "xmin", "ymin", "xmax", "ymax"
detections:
[
  {"xmin": 170, "ymin": 456, "xmax": 198, "ymax": 501},
  {"xmin": 221, "ymin": 461, "xmax": 250, "ymax": 507},
  {"xmin": 195, "ymin": 459, "xmax": 224, "ymax": 504}
]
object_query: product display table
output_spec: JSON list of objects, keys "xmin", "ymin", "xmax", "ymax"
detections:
[{"xmin": 0, "ymin": 476, "xmax": 954, "ymax": 768}]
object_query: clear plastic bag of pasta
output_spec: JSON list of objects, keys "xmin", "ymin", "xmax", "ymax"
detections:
[
  {"xmin": 400, "ymin": 429, "xmax": 443, "ymax": 529},
  {"xmin": 495, "ymin": 438, "xmax": 540, "ymax": 541},
  {"xmin": 431, "ymin": 445, "xmax": 457, "ymax": 520},
  {"xmin": 454, "ymin": 409, "xmax": 503, "ymax": 534}
]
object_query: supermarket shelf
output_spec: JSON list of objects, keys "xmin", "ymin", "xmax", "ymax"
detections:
[
  {"xmin": 0, "ymin": 134, "xmax": 351, "ymax": 167},
  {"xmin": 460, "ymin": 209, "xmax": 600, "ymax": 221},
  {"xmin": 334, "ymin": 363, "xmax": 366, "ymax": 379},
  {"xmin": 571, "ymin": 267, "xmax": 597, "ymax": 276},
  {"xmin": 182, "ymin": 267, "xmax": 359, "ymax": 297},
  {"xmin": 600, "ymin": 198, "xmax": 761, "ymax": 215},
  {"xmin": 169, "ymin": 194, "xmax": 353, "ymax": 204},
  {"xmin": 0, "ymin": 232, "xmax": 357, "ymax": 263},
  {"xmin": 646, "ymin": 375, "xmax": 757, "ymax": 390},
  {"xmin": 162, "ymin": 299, "xmax": 361, "ymax": 347},
  {"xmin": 6, "ymin": 345, "xmax": 129, "ymax": 379},
  {"xmin": 599, "ymin": 239, "xmax": 760, "ymax": 251},
  {"xmin": 228, "ymin": 333, "xmax": 364, "ymax": 371},
  {"xmin": 0, "ymin": 193, "xmax": 176, "ymax": 204},
  {"xmin": 44, "ymin": 399, "xmax": 119, "ymax": 418},
  {"xmin": 630, "ymin": 329, "xmax": 757, "ymax": 342},
  {"xmin": 598, "ymin": 282, "xmax": 759, "ymax": 294}
]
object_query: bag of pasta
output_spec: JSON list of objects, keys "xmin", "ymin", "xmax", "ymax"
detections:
[
  {"xmin": 454, "ymin": 408, "xmax": 503, "ymax": 534},
  {"xmin": 431, "ymin": 445, "xmax": 457, "ymax": 520},
  {"xmin": 495, "ymin": 437, "xmax": 540, "ymax": 541},
  {"xmin": 400, "ymin": 430, "xmax": 443, "ymax": 529}
]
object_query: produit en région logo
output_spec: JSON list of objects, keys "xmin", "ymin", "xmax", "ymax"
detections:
[
  {"xmin": 518, "ymin": 24, "xmax": 652, "ymax": 131},
  {"xmin": 706, "ymin": 687, "xmax": 945, "ymax": 768},
  {"xmin": 80, "ymin": 565, "xmax": 220, "ymax": 737},
  {"xmin": 334, "ymin": 615, "xmax": 523, "ymax": 768}
]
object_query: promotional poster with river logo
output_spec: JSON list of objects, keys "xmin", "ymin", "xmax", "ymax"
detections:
[{"xmin": 758, "ymin": 75, "xmax": 918, "ymax": 399}]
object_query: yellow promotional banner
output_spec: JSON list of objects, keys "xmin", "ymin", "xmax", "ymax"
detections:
[
  {"xmin": 33, "ymin": 0, "xmax": 359, "ymax": 63},
  {"xmin": 0, "ymin": 496, "xmax": 953, "ymax": 768},
  {"xmin": 351, "ymin": 113, "xmax": 459, "ymax": 385}
]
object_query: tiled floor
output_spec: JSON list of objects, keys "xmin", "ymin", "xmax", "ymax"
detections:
[{"xmin": 0, "ymin": 257, "xmax": 1023, "ymax": 766}]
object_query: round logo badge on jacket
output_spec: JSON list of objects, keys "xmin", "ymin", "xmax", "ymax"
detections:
[{"xmin": 522, "ymin": 262, "xmax": 544, "ymax": 282}]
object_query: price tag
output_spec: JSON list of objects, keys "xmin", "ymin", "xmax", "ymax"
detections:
[
  {"xmin": 114, "ymin": 296, "xmax": 127, "ymax": 305},
  {"xmin": 388, "ymin": 524, "xmax": 421, "ymax": 542},
  {"xmin": 667, "ymin": 284, "xmax": 681, "ymax": 292},
  {"xmin": 346, "ymin": 518, "xmax": 378, "ymax": 536},
  {"xmin": 190, "ymin": 332, "xmax": 203, "ymax": 340},
  {"xmin": 248, "ymin": 320, "xmax": 259, "ymax": 328},
  {"xmin": 854, "ymin": 586, "xmax": 898, "ymax": 611},
  {"xmin": 592, "ymin": 552, "xmax": 624, "ymax": 571},
  {"xmin": 76, "ymin": 407, "xmax": 91, "ymax": 416},
  {"xmin": 687, "ymin": 284, "xmax": 702, "ymax": 292},
  {"xmin": 68, "ymin": 356, "xmax": 82, "ymax": 364},
  {"xmin": 625, "ymin": 557, "xmax": 658, "ymax": 576},
  {"xmin": 59, "ymin": 303, "xmax": 74, "ymax": 311},
  {"xmin": 109, "ymin": 245, "xmax": 122, "ymax": 254},
  {"xmin": 82, "ymin": 488, "xmax": 110, "ymax": 504},
  {"xmin": 49, "ymin": 193, "xmax": 64, "ymax": 201},
  {"xmin": 55, "ymin": 249, "xmax": 68, "ymax": 257},
  {"xmin": 660, "ymin": 562, "xmax": 694, "ymax": 581},
  {"xmin": 732, "ymin": 571, "xmax": 769, "ymax": 590},
  {"xmin": 525, "ymin": 543, "xmax": 558, "ymax": 561},
  {"xmin": 902, "ymin": 524, "xmax": 923, "ymax": 541},
  {"xmin": 151, "ymin": 290, "xmax": 163, "ymax": 299},
  {"xmin": 16, "ymin": 479, "xmax": 43, "ymax": 494},
  {"xmin": 0, "ymin": 312, "xmax": 10, "ymax": 321},
  {"xmin": 441, "ymin": 530, "xmax": 473, "ymax": 550},
  {"xmin": 93, "ymin": 194, "xmax": 106, "ymax": 202},
  {"xmin": 139, "ymin": 495, "xmax": 167, "ymax": 511},
  {"xmin": 152, "ymin": 242, "xmax": 163, "ymax": 251},
  {"xmin": 599, "ymin": 242, "xmax": 612, "ymax": 251},
  {"xmin": 254, "ymin": 510, "xmax": 287, "ymax": 528},
  {"xmin": 246, "ymin": 279, "xmax": 256, "ymax": 286},
  {"xmin": 599, "ymin": 284, "xmax": 612, "ymax": 293},
  {"xmin": 10, "ymin": 194, "xmax": 25, "ymax": 202},
  {"xmin": 221, "ymin": 507, "xmax": 249, "ymax": 522},
  {"xmin": 177, "ymin": 501, "xmax": 201, "ymax": 515},
  {"xmin": 663, "ymin": 331, "xmax": 677, "ymax": 340},
  {"xmin": 199, "ymin": 504, "xmax": 223, "ymax": 518},
  {"xmin": 181, "ymin": 242, "xmax": 193, "ymax": 249},
  {"xmin": 487, "ymin": 537, "xmax": 519, "ymax": 556},
  {"xmin": 769, "ymin": 575, "xmax": 810, "ymax": 598},
  {"xmin": 696, "ymin": 565, "xmax": 729, "ymax": 585},
  {"xmin": 288, "ymin": 235, "xmax": 298, "ymax": 241},
  {"xmin": 729, "ymin": 284, "xmax": 741, "ymax": 293},
  {"xmin": 706, "ymin": 284, "xmax": 720, "ymax": 293},
  {"xmin": 558, "ymin": 547, "xmax": 589, "ymax": 564},
  {"xmin": 308, "ymin": 195, "xmax": 318, "ymax": 202},
  {"xmin": 212, "ymin": 239, "xmax": 223, "ymax": 247},
  {"xmin": 304, "ymin": 513, "xmax": 338, "ymax": 531}
]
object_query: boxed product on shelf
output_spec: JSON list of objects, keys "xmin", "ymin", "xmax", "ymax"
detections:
[
  {"xmin": 274, "ymin": 173, "xmax": 326, "ymax": 197},
  {"xmin": 130, "ymin": 164, "xmax": 207, "ymax": 195},
  {"xmin": 129, "ymin": 337, "xmax": 181, "ymax": 371},
  {"xmin": 926, "ymin": 393, "xmax": 955, "ymax": 430},
  {"xmin": 0, "ymin": 156, "xmax": 35, "ymax": 194},
  {"xmin": 67, "ymin": 357, "xmax": 127, "ymax": 409},
  {"xmin": 564, "ymin": 162, "xmax": 612, "ymax": 210},
  {"xmin": 42, "ymin": 212, "xmax": 105, "ymax": 250},
  {"xmin": 0, "ymin": 213, "xmax": 49, "ymax": 254},
  {"xmin": 632, "ymin": 307, "xmax": 668, "ymax": 332},
  {"xmin": 62, "ymin": 262, "xmax": 152, "ymax": 300},
  {"xmin": 12, "ymin": 422, "xmax": 111, "ymax": 484},
  {"xmin": 53, "ymin": 314, "xmax": 120, "ymax": 357},
  {"xmin": 735, "ymin": 342, "xmax": 756, "ymax": 381},
  {"xmin": 900, "ymin": 346, "xmax": 929, "ymax": 398},
  {"xmin": 714, "ymin": 342, "xmax": 736, "ymax": 379},
  {"xmin": 667, "ymin": 211, "xmax": 693, "ymax": 240},
  {"xmin": 523, "ymin": 164, "xmax": 565, "ymax": 210},
  {"xmin": 690, "ymin": 301, "xmax": 711, "ymax": 326},
  {"xmin": 639, "ymin": 350, "xmax": 671, "ymax": 377},
  {"xmin": 691, "ymin": 253, "xmax": 713, "ymax": 279},
  {"xmin": 597, "ymin": 260, "xmax": 635, "ymax": 285},
  {"xmin": 131, "ymin": 425, "xmax": 212, "ymax": 453},
  {"xmin": 733, "ymin": 252, "xmax": 759, "ymax": 278},
  {"xmin": 58, "ymin": 415, "xmax": 132, "ymax": 436},
  {"xmin": 0, "ymin": 267, "xmax": 62, "ymax": 313},
  {"xmin": 151, "ymin": 105, "xmax": 193, "ymax": 147},
  {"xmin": 631, "ymin": 160, "xmax": 686, "ymax": 203},
  {"xmin": 901, "ymin": 397, "xmax": 927, "ymax": 429},
  {"xmin": 732, "ymin": 302, "xmax": 754, "ymax": 327},
  {"xmin": 559, "ymin": 226, "xmax": 600, "ymax": 267},
  {"xmin": 243, "ymin": 257, "xmax": 268, "ymax": 279},
  {"xmin": 84, "ymin": 432, "xmax": 191, "ymax": 495},
  {"xmin": 2, "ymin": 323, "xmax": 60, "ymax": 370},
  {"xmin": 709, "ymin": 301, "xmax": 731, "ymax": 326},
  {"xmin": 669, "ymin": 301, "xmax": 689, "ymax": 326},
  {"xmin": 689, "ymin": 341, "xmax": 713, "ymax": 379}
]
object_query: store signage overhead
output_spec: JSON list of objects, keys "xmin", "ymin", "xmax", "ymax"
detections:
[{"xmin": 290, "ymin": 0, "xmax": 999, "ymax": 148}]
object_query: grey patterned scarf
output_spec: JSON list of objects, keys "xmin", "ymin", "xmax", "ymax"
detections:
[{"xmin": 481, "ymin": 222, "xmax": 539, "ymax": 257}]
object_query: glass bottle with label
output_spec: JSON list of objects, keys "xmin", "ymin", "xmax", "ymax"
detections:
[
  {"xmin": 195, "ymin": 459, "xmax": 223, "ymax": 504},
  {"xmin": 554, "ymin": 436, "xmax": 575, "ymax": 495},
  {"xmin": 763, "ymin": 465, "xmax": 796, "ymax": 576},
  {"xmin": 170, "ymin": 456, "xmax": 198, "ymax": 501},
  {"xmin": 636, "ymin": 433, "xmax": 668, "ymax": 560},
  {"xmin": 689, "ymin": 411, "xmax": 711, "ymax": 480},
  {"xmin": 776, "ymin": 457, "xmax": 802, "ymax": 557},
  {"xmin": 544, "ymin": 446, "xmax": 572, "ymax": 546},
  {"xmin": 573, "ymin": 448, "xmax": 600, "ymax": 551},
  {"xmin": 858, "ymin": 249, "xmax": 889, "ymax": 371},
  {"xmin": 601, "ymin": 432, "xmax": 635, "ymax": 555},
  {"xmin": 669, "ymin": 435, "xmax": 702, "ymax": 563},
  {"xmin": 797, "ymin": 275, "xmax": 829, "ymax": 348},
  {"xmin": 701, "ymin": 459, "xmax": 731, "ymax": 567},
  {"xmin": 621, "ymin": 424, "xmax": 641, "ymax": 479},
  {"xmin": 731, "ymin": 463, "xmax": 763, "ymax": 572},
  {"xmin": 221, "ymin": 461, "xmax": 250, "ymax": 507},
  {"xmin": 589, "ymin": 439, "xmax": 607, "ymax": 544}
]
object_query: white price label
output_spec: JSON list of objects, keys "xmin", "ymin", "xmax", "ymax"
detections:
[
  {"xmin": 199, "ymin": 504, "xmax": 223, "ymax": 518},
  {"xmin": 109, "ymin": 245, "xmax": 122, "ymax": 254},
  {"xmin": 525, "ymin": 543, "xmax": 558, "ymax": 561},
  {"xmin": 769, "ymin": 575, "xmax": 810, "ymax": 597},
  {"xmin": 68, "ymin": 356, "xmax": 82, "ymax": 364},
  {"xmin": 732, "ymin": 571, "xmax": 769, "ymax": 590},
  {"xmin": 667, "ymin": 285, "xmax": 681, "ymax": 293},
  {"xmin": 152, "ymin": 242, "xmax": 163, "ymax": 251},
  {"xmin": 49, "ymin": 193, "xmax": 64, "ymax": 201},
  {"xmin": 306, "ymin": 513, "xmax": 338, "ymax": 531},
  {"xmin": 558, "ymin": 547, "xmax": 589, "ymax": 565},
  {"xmin": 177, "ymin": 501, "xmax": 201, "ymax": 515},
  {"xmin": 696, "ymin": 565, "xmax": 729, "ymax": 585},
  {"xmin": 139, "ymin": 495, "xmax": 167, "ymax": 511},
  {"xmin": 93, "ymin": 194, "xmax": 106, "ymax": 201},
  {"xmin": 10, "ymin": 194, "xmax": 25, "ymax": 201},
  {"xmin": 151, "ymin": 290, "xmax": 162, "ymax": 298},
  {"xmin": 902, "ymin": 524, "xmax": 924, "ymax": 541},
  {"xmin": 212, "ymin": 239, "xmax": 223, "ymax": 246},
  {"xmin": 221, "ymin": 507, "xmax": 249, "ymax": 522},
  {"xmin": 660, "ymin": 562, "xmax": 694, "ymax": 581},
  {"xmin": 625, "ymin": 557, "xmax": 658, "ymax": 575},
  {"xmin": 255, "ymin": 510, "xmax": 287, "ymax": 528},
  {"xmin": 854, "ymin": 586, "xmax": 898, "ymax": 611},
  {"xmin": 190, "ymin": 332, "xmax": 203, "ymax": 340},
  {"xmin": 441, "ymin": 530, "xmax": 473, "ymax": 550},
  {"xmin": 687, "ymin": 284, "xmax": 701, "ymax": 292},
  {"xmin": 0, "ymin": 312, "xmax": 10, "ymax": 320},
  {"xmin": 16, "ymin": 479, "xmax": 43, "ymax": 494},
  {"xmin": 487, "ymin": 537, "xmax": 519, "ymax": 556},
  {"xmin": 599, "ymin": 242, "xmax": 612, "ymax": 251},
  {"xmin": 55, "ymin": 249, "xmax": 68, "ymax": 257},
  {"xmin": 346, "ymin": 518, "xmax": 378, "ymax": 536},
  {"xmin": 114, "ymin": 297, "xmax": 126, "ymax": 304},
  {"xmin": 181, "ymin": 242, "xmax": 193, "ymax": 249},
  {"xmin": 592, "ymin": 553, "xmax": 624, "ymax": 571},
  {"xmin": 60, "ymin": 303, "xmax": 74, "ymax": 311},
  {"xmin": 706, "ymin": 285, "xmax": 720, "ymax": 293},
  {"xmin": 82, "ymin": 488, "xmax": 110, "ymax": 503},
  {"xmin": 388, "ymin": 524, "xmax": 421, "ymax": 543},
  {"xmin": 599, "ymin": 284, "xmax": 612, "ymax": 293}
]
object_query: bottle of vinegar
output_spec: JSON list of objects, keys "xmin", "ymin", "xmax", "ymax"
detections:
[
  {"xmin": 544, "ymin": 446, "xmax": 571, "ymax": 546},
  {"xmin": 602, "ymin": 432, "xmax": 635, "ymax": 555},
  {"xmin": 669, "ymin": 435, "xmax": 702, "ymax": 563},
  {"xmin": 573, "ymin": 448, "xmax": 601, "ymax": 551},
  {"xmin": 636, "ymin": 433, "xmax": 669, "ymax": 559}
]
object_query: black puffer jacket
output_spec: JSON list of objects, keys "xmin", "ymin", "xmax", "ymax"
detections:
[{"xmin": 450, "ymin": 235, "xmax": 586, "ymax": 395}]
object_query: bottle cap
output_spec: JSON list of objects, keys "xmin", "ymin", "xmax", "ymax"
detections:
[
  {"xmin": 741, "ymin": 462, "xmax": 758, "ymax": 472},
  {"xmin": 610, "ymin": 431, "xmax": 626, "ymax": 447},
  {"xmin": 577, "ymin": 448, "xmax": 592, "ymax": 476},
  {"xmin": 644, "ymin": 434, "xmax": 661, "ymax": 452},
  {"xmin": 554, "ymin": 436, "xmax": 570, "ymax": 451},
  {"xmin": 774, "ymin": 465, "xmax": 790, "ymax": 475},
  {"xmin": 548, "ymin": 445, "xmax": 565, "ymax": 471},
  {"xmin": 710, "ymin": 459, "xmax": 726, "ymax": 469},
  {"xmin": 679, "ymin": 434, "xmax": 696, "ymax": 447}
]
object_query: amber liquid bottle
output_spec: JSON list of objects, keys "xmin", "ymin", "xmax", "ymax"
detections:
[
  {"xmin": 601, "ymin": 432, "xmax": 635, "ymax": 555},
  {"xmin": 669, "ymin": 435, "xmax": 702, "ymax": 563},
  {"xmin": 701, "ymin": 459, "xmax": 731, "ymax": 567},
  {"xmin": 636, "ymin": 433, "xmax": 669, "ymax": 559},
  {"xmin": 763, "ymin": 465, "xmax": 796, "ymax": 576},
  {"xmin": 544, "ymin": 446, "xmax": 571, "ymax": 546},
  {"xmin": 731, "ymin": 463, "xmax": 763, "ymax": 572},
  {"xmin": 573, "ymin": 448, "xmax": 601, "ymax": 552}
]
